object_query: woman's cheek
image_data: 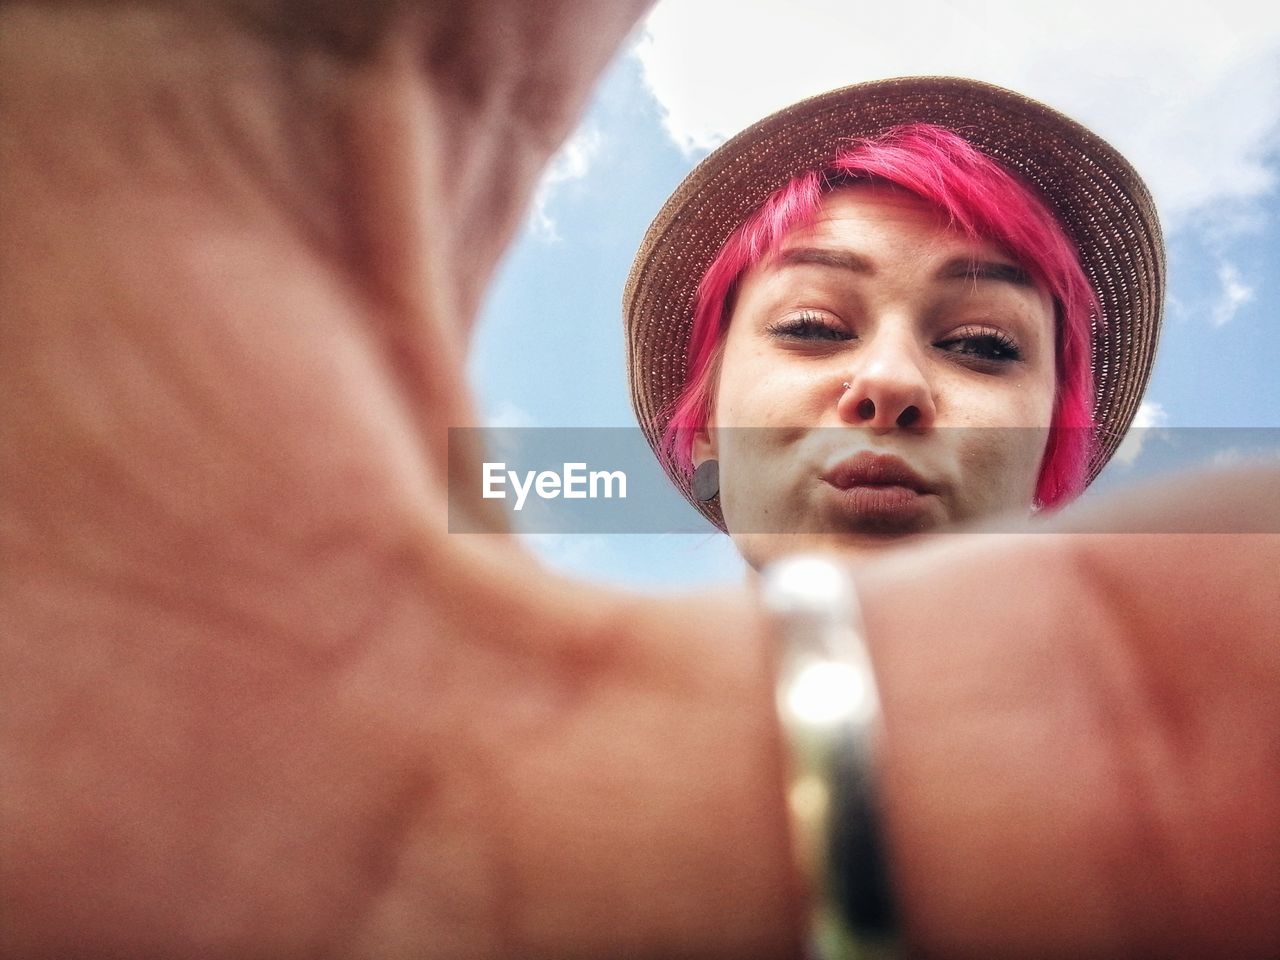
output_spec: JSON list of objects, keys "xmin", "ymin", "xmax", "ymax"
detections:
[{"xmin": 960, "ymin": 427, "xmax": 1047, "ymax": 519}]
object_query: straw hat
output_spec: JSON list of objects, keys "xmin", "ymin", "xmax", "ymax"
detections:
[{"xmin": 623, "ymin": 76, "xmax": 1165, "ymax": 531}]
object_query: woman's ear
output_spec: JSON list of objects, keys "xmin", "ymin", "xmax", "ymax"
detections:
[{"xmin": 692, "ymin": 425, "xmax": 717, "ymax": 465}]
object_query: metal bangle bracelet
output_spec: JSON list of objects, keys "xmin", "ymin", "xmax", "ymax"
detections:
[{"xmin": 760, "ymin": 554, "xmax": 899, "ymax": 960}]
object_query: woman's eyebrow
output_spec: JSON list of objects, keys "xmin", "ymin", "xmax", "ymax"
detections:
[
  {"xmin": 937, "ymin": 257, "xmax": 1034, "ymax": 287},
  {"xmin": 775, "ymin": 247, "xmax": 875, "ymax": 274},
  {"xmin": 773, "ymin": 248, "xmax": 1033, "ymax": 289}
]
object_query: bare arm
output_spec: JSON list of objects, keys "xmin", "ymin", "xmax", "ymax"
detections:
[
  {"xmin": 858, "ymin": 468, "xmax": 1280, "ymax": 958},
  {"xmin": 1, "ymin": 3, "xmax": 802, "ymax": 957}
]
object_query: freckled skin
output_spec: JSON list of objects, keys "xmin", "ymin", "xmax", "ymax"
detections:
[{"xmin": 696, "ymin": 184, "xmax": 1057, "ymax": 568}]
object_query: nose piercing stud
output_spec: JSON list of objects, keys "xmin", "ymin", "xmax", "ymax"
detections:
[{"xmin": 842, "ymin": 381, "xmax": 851, "ymax": 391}]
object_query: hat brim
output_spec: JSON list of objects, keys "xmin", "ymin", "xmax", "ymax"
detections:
[{"xmin": 623, "ymin": 76, "xmax": 1165, "ymax": 532}]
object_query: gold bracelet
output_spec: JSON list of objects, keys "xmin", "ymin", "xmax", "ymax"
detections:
[{"xmin": 761, "ymin": 555, "xmax": 899, "ymax": 960}]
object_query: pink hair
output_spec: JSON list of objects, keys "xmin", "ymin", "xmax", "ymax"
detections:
[{"xmin": 661, "ymin": 124, "xmax": 1099, "ymax": 509}]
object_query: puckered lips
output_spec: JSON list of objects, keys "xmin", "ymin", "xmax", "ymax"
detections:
[{"xmin": 819, "ymin": 452, "xmax": 938, "ymax": 528}]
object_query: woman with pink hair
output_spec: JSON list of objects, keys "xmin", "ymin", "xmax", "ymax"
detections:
[{"xmin": 626, "ymin": 79, "xmax": 1162, "ymax": 568}]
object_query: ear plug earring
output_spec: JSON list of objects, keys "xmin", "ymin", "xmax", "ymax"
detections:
[{"xmin": 692, "ymin": 459, "xmax": 720, "ymax": 501}]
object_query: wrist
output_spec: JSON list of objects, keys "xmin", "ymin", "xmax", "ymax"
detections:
[
  {"xmin": 855, "ymin": 534, "xmax": 1133, "ymax": 958},
  {"xmin": 490, "ymin": 581, "xmax": 804, "ymax": 959}
]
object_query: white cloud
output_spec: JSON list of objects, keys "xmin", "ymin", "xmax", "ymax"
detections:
[
  {"xmin": 1210, "ymin": 261, "xmax": 1256, "ymax": 327},
  {"xmin": 1211, "ymin": 446, "xmax": 1280, "ymax": 467},
  {"xmin": 481, "ymin": 401, "xmax": 536, "ymax": 467},
  {"xmin": 634, "ymin": 0, "xmax": 1280, "ymax": 231},
  {"xmin": 1132, "ymin": 401, "xmax": 1169, "ymax": 431},
  {"xmin": 529, "ymin": 126, "xmax": 603, "ymax": 240},
  {"xmin": 1113, "ymin": 400, "xmax": 1169, "ymax": 467},
  {"xmin": 485, "ymin": 400, "xmax": 536, "ymax": 430}
]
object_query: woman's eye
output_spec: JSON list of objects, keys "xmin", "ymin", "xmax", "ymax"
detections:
[
  {"xmin": 937, "ymin": 326, "xmax": 1023, "ymax": 364},
  {"xmin": 766, "ymin": 311, "xmax": 852, "ymax": 342}
]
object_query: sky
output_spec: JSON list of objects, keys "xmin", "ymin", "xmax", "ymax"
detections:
[{"xmin": 467, "ymin": 0, "xmax": 1280, "ymax": 591}]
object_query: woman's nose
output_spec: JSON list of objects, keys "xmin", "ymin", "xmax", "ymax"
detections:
[{"xmin": 837, "ymin": 333, "xmax": 937, "ymax": 431}]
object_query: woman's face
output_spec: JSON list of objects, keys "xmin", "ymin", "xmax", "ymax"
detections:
[{"xmin": 695, "ymin": 182, "xmax": 1058, "ymax": 568}]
